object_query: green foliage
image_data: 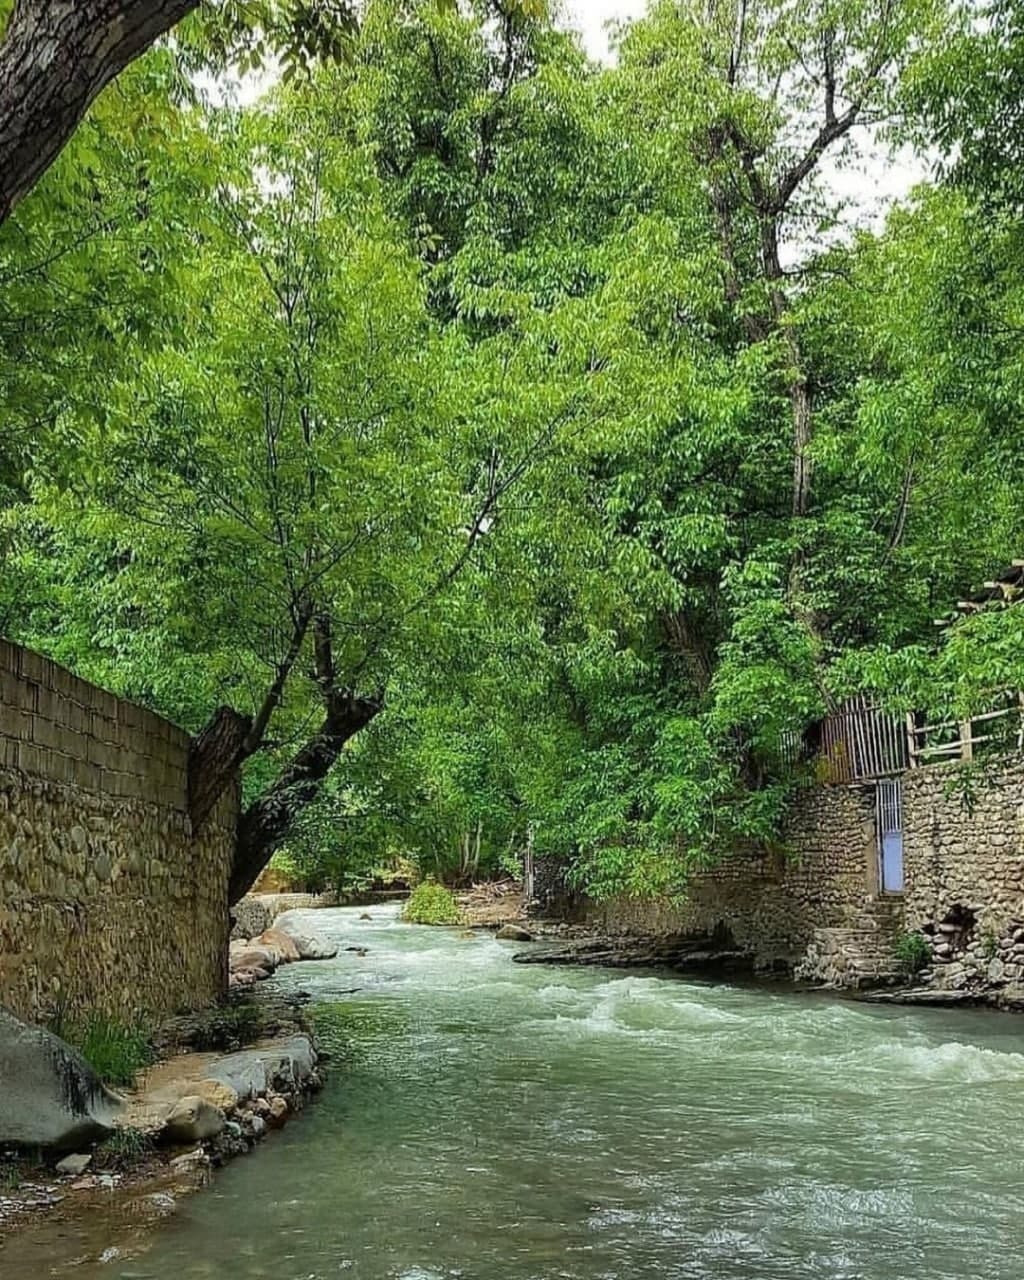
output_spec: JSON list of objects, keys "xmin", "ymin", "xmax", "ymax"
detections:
[
  {"xmin": 0, "ymin": 0, "xmax": 1021, "ymax": 908},
  {"xmin": 60, "ymin": 1016, "xmax": 154, "ymax": 1088},
  {"xmin": 893, "ymin": 931, "xmax": 932, "ymax": 976},
  {"xmin": 402, "ymin": 882, "xmax": 464, "ymax": 926},
  {"xmin": 97, "ymin": 1127, "xmax": 154, "ymax": 1167},
  {"xmin": 982, "ymin": 930, "xmax": 999, "ymax": 962}
]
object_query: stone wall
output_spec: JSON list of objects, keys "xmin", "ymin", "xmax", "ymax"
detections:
[
  {"xmin": 902, "ymin": 759, "xmax": 1024, "ymax": 930},
  {"xmin": 0, "ymin": 639, "xmax": 237, "ymax": 1024},
  {"xmin": 561, "ymin": 758, "xmax": 1024, "ymax": 986},
  {"xmin": 901, "ymin": 758, "xmax": 1024, "ymax": 988},
  {"xmin": 573, "ymin": 782, "xmax": 878, "ymax": 970}
]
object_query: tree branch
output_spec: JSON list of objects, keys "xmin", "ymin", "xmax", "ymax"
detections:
[
  {"xmin": 242, "ymin": 598, "xmax": 314, "ymax": 756},
  {"xmin": 0, "ymin": 0, "xmax": 200, "ymax": 224}
]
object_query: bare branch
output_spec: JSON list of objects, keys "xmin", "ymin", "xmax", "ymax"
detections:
[{"xmin": 242, "ymin": 597, "xmax": 313, "ymax": 756}]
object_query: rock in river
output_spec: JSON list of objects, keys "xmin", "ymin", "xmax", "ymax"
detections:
[
  {"xmin": 0, "ymin": 1007, "xmax": 122, "ymax": 1149},
  {"xmin": 163, "ymin": 1096, "xmax": 226, "ymax": 1143},
  {"xmin": 254, "ymin": 928, "xmax": 302, "ymax": 965},
  {"xmin": 496, "ymin": 925, "xmax": 534, "ymax": 942},
  {"xmin": 273, "ymin": 913, "xmax": 339, "ymax": 961}
]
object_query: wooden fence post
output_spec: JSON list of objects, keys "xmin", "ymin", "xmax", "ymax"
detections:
[{"xmin": 906, "ymin": 713, "xmax": 918, "ymax": 768}]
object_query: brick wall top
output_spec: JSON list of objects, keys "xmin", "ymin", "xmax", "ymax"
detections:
[{"xmin": 0, "ymin": 638, "xmax": 190, "ymax": 811}]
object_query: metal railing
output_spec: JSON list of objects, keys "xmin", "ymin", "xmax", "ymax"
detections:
[{"xmin": 818, "ymin": 695, "xmax": 909, "ymax": 783}]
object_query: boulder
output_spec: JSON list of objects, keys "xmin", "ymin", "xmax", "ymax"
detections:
[
  {"xmin": 0, "ymin": 1008, "xmax": 122, "ymax": 1150},
  {"xmin": 229, "ymin": 939, "xmax": 275, "ymax": 962},
  {"xmin": 267, "ymin": 1096, "xmax": 289, "ymax": 1129},
  {"xmin": 205, "ymin": 1035, "xmax": 316, "ymax": 1101},
  {"xmin": 195, "ymin": 1078, "xmax": 239, "ymax": 1115},
  {"xmin": 291, "ymin": 931, "xmax": 338, "ymax": 960},
  {"xmin": 255, "ymin": 928, "xmax": 302, "ymax": 965},
  {"xmin": 206, "ymin": 1052, "xmax": 269, "ymax": 1102},
  {"xmin": 56, "ymin": 1153, "xmax": 92, "ymax": 1176},
  {"xmin": 163, "ymin": 1096, "xmax": 226, "ymax": 1144},
  {"xmin": 496, "ymin": 924, "xmax": 534, "ymax": 942},
  {"xmin": 229, "ymin": 945, "xmax": 278, "ymax": 973},
  {"xmin": 273, "ymin": 914, "xmax": 338, "ymax": 961},
  {"xmin": 230, "ymin": 897, "xmax": 274, "ymax": 942}
]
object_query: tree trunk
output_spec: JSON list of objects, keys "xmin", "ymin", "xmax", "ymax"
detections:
[
  {"xmin": 784, "ymin": 333, "xmax": 814, "ymax": 519},
  {"xmin": 0, "ymin": 0, "xmax": 199, "ymax": 224},
  {"xmin": 228, "ymin": 689, "xmax": 382, "ymax": 905},
  {"xmin": 188, "ymin": 705, "xmax": 252, "ymax": 833}
]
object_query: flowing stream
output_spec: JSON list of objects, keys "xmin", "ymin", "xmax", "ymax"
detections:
[{"xmin": 17, "ymin": 904, "xmax": 1024, "ymax": 1278}]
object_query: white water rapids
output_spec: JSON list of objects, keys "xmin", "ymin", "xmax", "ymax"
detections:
[{"xmin": 23, "ymin": 904, "xmax": 1024, "ymax": 1278}]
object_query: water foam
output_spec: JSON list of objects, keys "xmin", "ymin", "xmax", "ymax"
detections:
[{"xmin": 847, "ymin": 1038, "xmax": 1024, "ymax": 1086}]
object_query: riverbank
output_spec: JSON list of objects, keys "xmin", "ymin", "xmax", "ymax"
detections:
[
  {"xmin": 0, "ymin": 989, "xmax": 323, "ymax": 1252},
  {"xmin": 0, "ymin": 907, "xmax": 344, "ymax": 1256}
]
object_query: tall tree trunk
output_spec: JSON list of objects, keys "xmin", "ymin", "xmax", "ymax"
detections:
[
  {"xmin": 786, "ymin": 336, "xmax": 814, "ymax": 520},
  {"xmin": 228, "ymin": 689, "xmax": 382, "ymax": 905},
  {"xmin": 188, "ymin": 605, "xmax": 311, "ymax": 833},
  {"xmin": 0, "ymin": 0, "xmax": 199, "ymax": 224}
]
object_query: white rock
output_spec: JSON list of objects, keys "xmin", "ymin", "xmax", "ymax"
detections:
[
  {"xmin": 163, "ymin": 1097, "xmax": 225, "ymax": 1143},
  {"xmin": 272, "ymin": 913, "xmax": 338, "ymax": 960}
]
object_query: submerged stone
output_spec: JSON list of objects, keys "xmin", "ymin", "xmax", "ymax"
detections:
[{"xmin": 496, "ymin": 925, "xmax": 534, "ymax": 942}]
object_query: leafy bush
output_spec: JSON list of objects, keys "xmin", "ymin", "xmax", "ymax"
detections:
[
  {"xmin": 64, "ymin": 1015, "xmax": 153, "ymax": 1087},
  {"xmin": 97, "ymin": 1126, "xmax": 153, "ymax": 1168},
  {"xmin": 402, "ymin": 881, "xmax": 463, "ymax": 926},
  {"xmin": 893, "ymin": 930, "xmax": 931, "ymax": 975},
  {"xmin": 182, "ymin": 1002, "xmax": 263, "ymax": 1053}
]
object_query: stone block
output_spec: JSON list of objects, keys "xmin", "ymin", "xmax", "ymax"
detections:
[{"xmin": 17, "ymin": 742, "xmax": 48, "ymax": 777}]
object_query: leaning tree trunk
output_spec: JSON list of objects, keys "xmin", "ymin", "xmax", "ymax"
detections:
[
  {"xmin": 188, "ymin": 705, "xmax": 252, "ymax": 832},
  {"xmin": 228, "ymin": 689, "xmax": 382, "ymax": 905},
  {"xmin": 0, "ymin": 0, "xmax": 199, "ymax": 224}
]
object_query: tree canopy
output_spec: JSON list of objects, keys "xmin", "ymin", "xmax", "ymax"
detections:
[{"xmin": 2, "ymin": 0, "xmax": 1022, "ymax": 901}]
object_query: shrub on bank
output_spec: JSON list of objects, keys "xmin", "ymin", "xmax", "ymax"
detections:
[
  {"xmin": 62, "ymin": 1015, "xmax": 154, "ymax": 1087},
  {"xmin": 402, "ymin": 882, "xmax": 463, "ymax": 926},
  {"xmin": 893, "ymin": 930, "xmax": 931, "ymax": 975}
]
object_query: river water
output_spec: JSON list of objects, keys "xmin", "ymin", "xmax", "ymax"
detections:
[{"xmin": 20, "ymin": 904, "xmax": 1024, "ymax": 1278}]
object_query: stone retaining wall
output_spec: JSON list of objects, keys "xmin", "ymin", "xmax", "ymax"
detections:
[
  {"xmin": 0, "ymin": 639, "xmax": 237, "ymax": 1023},
  {"xmin": 901, "ymin": 759, "xmax": 1024, "ymax": 989},
  {"xmin": 569, "ymin": 783, "xmax": 878, "ymax": 969},
  {"xmin": 903, "ymin": 759, "xmax": 1024, "ymax": 933},
  {"xmin": 561, "ymin": 761, "xmax": 1024, "ymax": 984}
]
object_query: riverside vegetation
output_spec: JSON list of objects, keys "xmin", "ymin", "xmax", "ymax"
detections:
[
  {"xmin": 6, "ymin": 8, "xmax": 1024, "ymax": 1268},
  {"xmin": 1, "ymin": 0, "xmax": 1022, "ymax": 909}
]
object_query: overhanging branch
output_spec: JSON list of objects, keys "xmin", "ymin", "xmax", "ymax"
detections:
[{"xmin": 0, "ymin": 0, "xmax": 200, "ymax": 224}]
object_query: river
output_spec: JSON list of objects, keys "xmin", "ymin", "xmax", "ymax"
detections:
[{"xmin": 18, "ymin": 904, "xmax": 1024, "ymax": 1278}]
